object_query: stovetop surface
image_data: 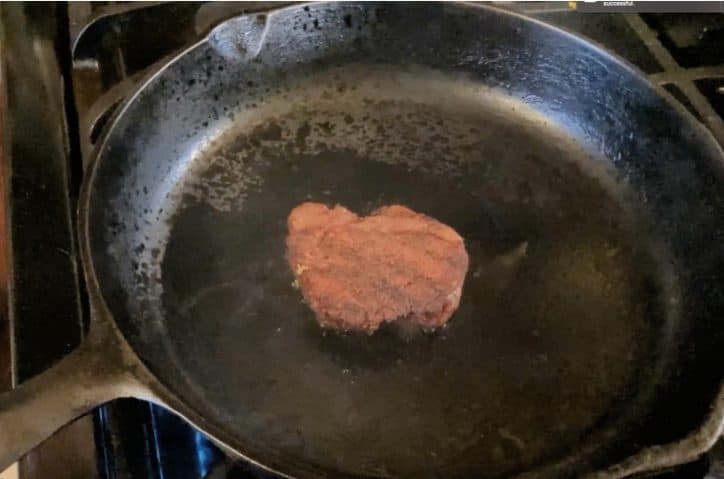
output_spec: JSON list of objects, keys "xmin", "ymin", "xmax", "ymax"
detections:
[{"xmin": 1, "ymin": 3, "xmax": 723, "ymax": 479}]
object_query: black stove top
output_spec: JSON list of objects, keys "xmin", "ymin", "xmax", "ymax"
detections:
[{"xmin": 1, "ymin": 3, "xmax": 723, "ymax": 479}]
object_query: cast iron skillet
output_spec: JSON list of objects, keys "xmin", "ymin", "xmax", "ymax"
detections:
[{"xmin": 0, "ymin": 3, "xmax": 723, "ymax": 478}]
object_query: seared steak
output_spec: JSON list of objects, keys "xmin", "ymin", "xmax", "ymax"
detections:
[{"xmin": 286, "ymin": 202, "xmax": 469, "ymax": 333}]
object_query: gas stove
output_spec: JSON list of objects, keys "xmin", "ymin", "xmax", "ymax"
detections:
[{"xmin": 1, "ymin": 3, "xmax": 723, "ymax": 479}]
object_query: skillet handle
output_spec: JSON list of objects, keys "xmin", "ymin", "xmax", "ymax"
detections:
[{"xmin": 0, "ymin": 333, "xmax": 146, "ymax": 472}]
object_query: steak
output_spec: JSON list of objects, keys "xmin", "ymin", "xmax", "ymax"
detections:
[{"xmin": 286, "ymin": 202, "xmax": 469, "ymax": 333}]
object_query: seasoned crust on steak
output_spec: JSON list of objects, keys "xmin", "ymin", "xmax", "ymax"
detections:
[{"xmin": 286, "ymin": 202, "xmax": 469, "ymax": 333}]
